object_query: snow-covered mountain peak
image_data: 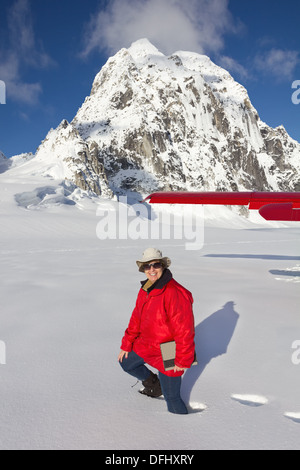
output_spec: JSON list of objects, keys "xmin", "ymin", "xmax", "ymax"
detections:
[
  {"xmin": 127, "ymin": 38, "xmax": 165, "ymax": 62},
  {"xmin": 176, "ymin": 50, "xmax": 249, "ymax": 103},
  {"xmin": 2, "ymin": 38, "xmax": 300, "ymax": 209}
]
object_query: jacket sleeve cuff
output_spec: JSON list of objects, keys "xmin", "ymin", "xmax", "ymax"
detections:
[{"xmin": 120, "ymin": 339, "xmax": 133, "ymax": 352}]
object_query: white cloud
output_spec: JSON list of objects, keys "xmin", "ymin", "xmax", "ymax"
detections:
[
  {"xmin": 254, "ymin": 48, "xmax": 299, "ymax": 81},
  {"xmin": 0, "ymin": 54, "xmax": 42, "ymax": 105},
  {"xmin": 8, "ymin": 0, "xmax": 54, "ymax": 69},
  {"xmin": 81, "ymin": 0, "xmax": 240, "ymax": 58},
  {"xmin": 0, "ymin": 0, "xmax": 54, "ymax": 105},
  {"xmin": 218, "ymin": 55, "xmax": 250, "ymax": 80}
]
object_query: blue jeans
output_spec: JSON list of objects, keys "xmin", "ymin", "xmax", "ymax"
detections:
[{"xmin": 119, "ymin": 350, "xmax": 188, "ymax": 415}]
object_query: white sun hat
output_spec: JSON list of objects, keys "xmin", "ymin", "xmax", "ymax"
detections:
[{"xmin": 136, "ymin": 247, "xmax": 171, "ymax": 272}]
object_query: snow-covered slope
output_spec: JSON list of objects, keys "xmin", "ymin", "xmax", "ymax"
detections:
[
  {"xmin": 1, "ymin": 39, "xmax": 299, "ymax": 451},
  {"xmin": 2, "ymin": 39, "xmax": 300, "ymax": 212},
  {"xmin": 0, "ymin": 179, "xmax": 299, "ymax": 450}
]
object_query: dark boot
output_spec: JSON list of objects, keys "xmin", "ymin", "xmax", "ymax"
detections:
[{"xmin": 139, "ymin": 371, "xmax": 162, "ymax": 398}]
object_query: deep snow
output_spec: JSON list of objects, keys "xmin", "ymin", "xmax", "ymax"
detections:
[{"xmin": 0, "ymin": 174, "xmax": 299, "ymax": 450}]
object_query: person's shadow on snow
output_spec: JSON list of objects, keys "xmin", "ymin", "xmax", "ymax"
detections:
[{"xmin": 181, "ymin": 301, "xmax": 239, "ymax": 404}]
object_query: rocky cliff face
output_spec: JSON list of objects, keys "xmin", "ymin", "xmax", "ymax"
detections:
[
  {"xmin": 7, "ymin": 39, "xmax": 300, "ymax": 198},
  {"xmin": 31, "ymin": 119, "xmax": 113, "ymax": 198}
]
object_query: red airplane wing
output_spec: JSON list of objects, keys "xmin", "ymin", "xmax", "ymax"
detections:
[{"xmin": 143, "ymin": 192, "xmax": 300, "ymax": 222}]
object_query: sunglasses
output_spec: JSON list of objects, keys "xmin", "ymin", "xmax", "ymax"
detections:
[{"xmin": 143, "ymin": 262, "xmax": 163, "ymax": 271}]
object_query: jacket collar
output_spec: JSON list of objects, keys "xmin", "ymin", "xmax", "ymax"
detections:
[{"xmin": 141, "ymin": 269, "xmax": 173, "ymax": 294}]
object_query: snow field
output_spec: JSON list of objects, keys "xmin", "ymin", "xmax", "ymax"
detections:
[{"xmin": 0, "ymin": 177, "xmax": 299, "ymax": 449}]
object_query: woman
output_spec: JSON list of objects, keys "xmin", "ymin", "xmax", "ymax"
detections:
[{"xmin": 118, "ymin": 248, "xmax": 195, "ymax": 415}]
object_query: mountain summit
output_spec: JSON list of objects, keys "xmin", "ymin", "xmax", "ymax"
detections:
[{"xmin": 6, "ymin": 39, "xmax": 300, "ymax": 199}]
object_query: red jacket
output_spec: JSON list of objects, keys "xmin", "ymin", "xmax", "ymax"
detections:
[{"xmin": 121, "ymin": 270, "xmax": 195, "ymax": 377}]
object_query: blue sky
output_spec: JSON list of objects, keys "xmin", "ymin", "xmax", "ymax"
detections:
[{"xmin": 0, "ymin": 0, "xmax": 299, "ymax": 157}]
